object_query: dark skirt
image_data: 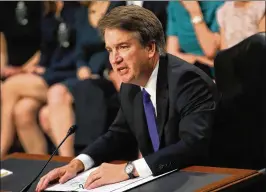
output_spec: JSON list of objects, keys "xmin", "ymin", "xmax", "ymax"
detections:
[
  {"xmin": 61, "ymin": 77, "xmax": 80, "ymax": 96},
  {"xmin": 72, "ymin": 78, "xmax": 119, "ymax": 149},
  {"xmin": 40, "ymin": 68, "xmax": 77, "ymax": 88}
]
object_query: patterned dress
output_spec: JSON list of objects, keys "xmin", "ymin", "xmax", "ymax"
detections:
[{"xmin": 217, "ymin": 1, "xmax": 265, "ymax": 48}]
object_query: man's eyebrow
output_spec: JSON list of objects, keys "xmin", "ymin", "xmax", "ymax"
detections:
[
  {"xmin": 117, "ymin": 42, "xmax": 130, "ymax": 46},
  {"xmin": 105, "ymin": 37, "xmax": 135, "ymax": 49},
  {"xmin": 105, "ymin": 42, "xmax": 131, "ymax": 49}
]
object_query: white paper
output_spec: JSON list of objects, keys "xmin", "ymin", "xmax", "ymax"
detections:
[
  {"xmin": 45, "ymin": 167, "xmax": 177, "ymax": 192},
  {"xmin": 0, "ymin": 169, "xmax": 13, "ymax": 178}
]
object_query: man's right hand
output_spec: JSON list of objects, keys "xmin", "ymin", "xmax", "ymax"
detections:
[{"xmin": 35, "ymin": 159, "xmax": 84, "ymax": 192}]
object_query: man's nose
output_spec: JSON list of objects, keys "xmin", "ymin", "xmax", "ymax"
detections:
[{"xmin": 111, "ymin": 52, "xmax": 122, "ymax": 64}]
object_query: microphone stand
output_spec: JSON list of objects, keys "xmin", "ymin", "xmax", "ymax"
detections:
[{"xmin": 19, "ymin": 125, "xmax": 77, "ymax": 192}]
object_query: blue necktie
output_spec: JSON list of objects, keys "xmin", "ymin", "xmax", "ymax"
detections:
[{"xmin": 142, "ymin": 89, "xmax": 160, "ymax": 151}]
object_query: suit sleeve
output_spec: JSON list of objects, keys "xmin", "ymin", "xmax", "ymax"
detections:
[
  {"xmin": 81, "ymin": 87, "xmax": 139, "ymax": 165},
  {"xmin": 145, "ymin": 71, "xmax": 217, "ymax": 176}
]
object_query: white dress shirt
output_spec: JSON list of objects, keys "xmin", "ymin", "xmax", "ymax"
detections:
[{"xmin": 75, "ymin": 62, "xmax": 159, "ymax": 178}]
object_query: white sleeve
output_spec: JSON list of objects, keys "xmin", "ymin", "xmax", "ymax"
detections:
[
  {"xmin": 132, "ymin": 158, "xmax": 153, "ymax": 178},
  {"xmin": 216, "ymin": 4, "xmax": 226, "ymax": 29},
  {"xmin": 74, "ymin": 154, "xmax": 95, "ymax": 171}
]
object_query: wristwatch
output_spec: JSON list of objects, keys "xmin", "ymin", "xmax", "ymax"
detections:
[
  {"xmin": 125, "ymin": 161, "xmax": 136, "ymax": 179},
  {"xmin": 191, "ymin": 15, "xmax": 203, "ymax": 24}
]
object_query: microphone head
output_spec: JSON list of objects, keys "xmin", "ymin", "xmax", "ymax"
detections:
[{"xmin": 68, "ymin": 125, "xmax": 77, "ymax": 135}]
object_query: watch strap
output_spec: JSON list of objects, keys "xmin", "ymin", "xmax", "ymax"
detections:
[
  {"xmin": 191, "ymin": 15, "xmax": 203, "ymax": 24},
  {"xmin": 126, "ymin": 161, "xmax": 136, "ymax": 179}
]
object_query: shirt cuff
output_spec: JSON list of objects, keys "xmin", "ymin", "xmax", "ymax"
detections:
[
  {"xmin": 132, "ymin": 158, "xmax": 153, "ymax": 178},
  {"xmin": 74, "ymin": 154, "xmax": 95, "ymax": 171}
]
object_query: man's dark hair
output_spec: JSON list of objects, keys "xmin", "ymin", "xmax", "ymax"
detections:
[{"xmin": 99, "ymin": 5, "xmax": 166, "ymax": 55}]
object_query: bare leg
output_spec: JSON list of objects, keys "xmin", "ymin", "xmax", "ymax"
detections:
[
  {"xmin": 39, "ymin": 105, "xmax": 57, "ymax": 146},
  {"xmin": 46, "ymin": 84, "xmax": 75, "ymax": 157},
  {"xmin": 14, "ymin": 98, "xmax": 48, "ymax": 154},
  {"xmin": 0, "ymin": 74, "xmax": 48, "ymax": 157}
]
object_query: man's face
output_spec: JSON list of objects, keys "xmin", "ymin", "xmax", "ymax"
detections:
[{"xmin": 105, "ymin": 28, "xmax": 152, "ymax": 85}]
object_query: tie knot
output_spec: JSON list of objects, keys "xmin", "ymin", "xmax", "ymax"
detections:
[{"xmin": 142, "ymin": 89, "xmax": 151, "ymax": 102}]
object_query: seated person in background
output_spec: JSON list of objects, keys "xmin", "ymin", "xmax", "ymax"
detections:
[
  {"xmin": 0, "ymin": 33, "xmax": 7, "ymax": 86},
  {"xmin": 36, "ymin": 5, "xmax": 218, "ymax": 191},
  {"xmin": 0, "ymin": 1, "xmax": 80, "ymax": 158},
  {"xmin": 38, "ymin": 1, "xmax": 120, "ymax": 157},
  {"xmin": 217, "ymin": 1, "xmax": 265, "ymax": 49},
  {"xmin": 166, "ymin": 0, "xmax": 223, "ymax": 78},
  {"xmin": 1, "ymin": 33, "xmax": 9, "ymax": 80},
  {"xmin": 0, "ymin": 1, "xmax": 42, "ymax": 80}
]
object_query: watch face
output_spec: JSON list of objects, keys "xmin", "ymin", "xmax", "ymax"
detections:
[{"xmin": 126, "ymin": 164, "xmax": 134, "ymax": 174}]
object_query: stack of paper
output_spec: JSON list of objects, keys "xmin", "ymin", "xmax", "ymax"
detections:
[{"xmin": 45, "ymin": 167, "xmax": 177, "ymax": 192}]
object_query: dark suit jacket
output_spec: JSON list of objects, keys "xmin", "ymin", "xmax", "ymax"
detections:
[{"xmin": 82, "ymin": 54, "xmax": 218, "ymax": 176}]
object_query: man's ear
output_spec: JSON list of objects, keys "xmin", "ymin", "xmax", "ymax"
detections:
[{"xmin": 146, "ymin": 41, "xmax": 156, "ymax": 58}]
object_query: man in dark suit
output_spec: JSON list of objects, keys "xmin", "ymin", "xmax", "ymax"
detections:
[
  {"xmin": 73, "ymin": 0, "xmax": 168, "ymax": 152},
  {"xmin": 36, "ymin": 5, "xmax": 218, "ymax": 191}
]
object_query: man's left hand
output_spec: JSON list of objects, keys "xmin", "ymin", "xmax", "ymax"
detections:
[{"xmin": 84, "ymin": 162, "xmax": 129, "ymax": 189}]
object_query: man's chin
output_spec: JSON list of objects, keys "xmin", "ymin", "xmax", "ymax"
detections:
[{"xmin": 120, "ymin": 76, "xmax": 133, "ymax": 84}]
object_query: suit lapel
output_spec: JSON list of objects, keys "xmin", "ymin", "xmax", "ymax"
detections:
[
  {"xmin": 131, "ymin": 55, "xmax": 169, "ymax": 154},
  {"xmin": 133, "ymin": 87, "xmax": 154, "ymax": 156},
  {"xmin": 156, "ymin": 55, "xmax": 169, "ymax": 142}
]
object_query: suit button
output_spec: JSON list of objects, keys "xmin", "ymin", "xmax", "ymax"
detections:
[{"xmin": 158, "ymin": 164, "xmax": 164, "ymax": 170}]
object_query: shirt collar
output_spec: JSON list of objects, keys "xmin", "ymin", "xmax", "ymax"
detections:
[{"xmin": 141, "ymin": 61, "xmax": 159, "ymax": 98}]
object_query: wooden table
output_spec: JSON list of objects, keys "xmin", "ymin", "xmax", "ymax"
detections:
[{"xmin": 2, "ymin": 153, "xmax": 264, "ymax": 192}]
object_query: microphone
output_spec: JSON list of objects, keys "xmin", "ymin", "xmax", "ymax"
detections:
[{"xmin": 19, "ymin": 125, "xmax": 77, "ymax": 192}]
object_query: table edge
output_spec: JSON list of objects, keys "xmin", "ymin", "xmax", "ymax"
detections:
[
  {"xmin": 3, "ymin": 153, "xmax": 261, "ymax": 192},
  {"xmin": 183, "ymin": 166, "xmax": 260, "ymax": 192},
  {"xmin": 2, "ymin": 152, "xmax": 72, "ymax": 162}
]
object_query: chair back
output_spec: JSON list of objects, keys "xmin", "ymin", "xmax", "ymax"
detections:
[{"xmin": 211, "ymin": 32, "xmax": 266, "ymax": 169}]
